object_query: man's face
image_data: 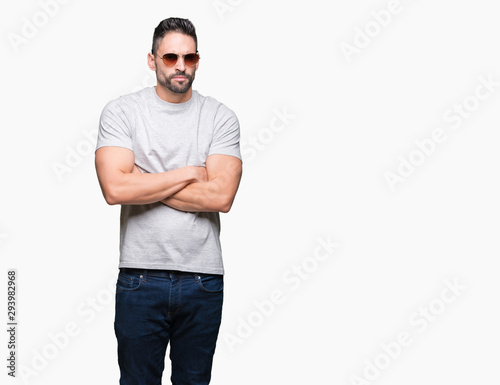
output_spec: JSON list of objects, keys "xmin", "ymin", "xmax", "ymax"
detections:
[{"xmin": 151, "ymin": 32, "xmax": 198, "ymax": 95}]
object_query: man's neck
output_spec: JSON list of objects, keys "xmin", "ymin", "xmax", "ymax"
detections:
[{"xmin": 154, "ymin": 85, "xmax": 192, "ymax": 104}]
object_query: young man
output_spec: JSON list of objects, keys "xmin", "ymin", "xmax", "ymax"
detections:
[{"xmin": 95, "ymin": 17, "xmax": 242, "ymax": 385}]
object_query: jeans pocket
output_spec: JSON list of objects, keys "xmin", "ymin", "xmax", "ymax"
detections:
[
  {"xmin": 195, "ymin": 273, "xmax": 224, "ymax": 293},
  {"xmin": 116, "ymin": 271, "xmax": 143, "ymax": 291}
]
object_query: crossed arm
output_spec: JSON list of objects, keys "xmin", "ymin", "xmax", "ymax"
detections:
[{"xmin": 95, "ymin": 146, "xmax": 242, "ymax": 213}]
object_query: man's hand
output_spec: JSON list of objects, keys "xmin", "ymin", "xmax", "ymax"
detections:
[
  {"xmin": 191, "ymin": 166, "xmax": 208, "ymax": 183},
  {"xmin": 161, "ymin": 154, "xmax": 242, "ymax": 213}
]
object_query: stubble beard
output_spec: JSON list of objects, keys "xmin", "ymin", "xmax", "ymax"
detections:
[{"xmin": 158, "ymin": 70, "xmax": 195, "ymax": 94}]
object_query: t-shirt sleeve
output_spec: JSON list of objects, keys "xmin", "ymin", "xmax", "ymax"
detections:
[
  {"xmin": 95, "ymin": 99, "xmax": 134, "ymax": 152},
  {"xmin": 208, "ymin": 104, "xmax": 242, "ymax": 161}
]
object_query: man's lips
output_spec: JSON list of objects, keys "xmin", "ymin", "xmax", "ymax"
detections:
[{"xmin": 172, "ymin": 76, "xmax": 187, "ymax": 81}]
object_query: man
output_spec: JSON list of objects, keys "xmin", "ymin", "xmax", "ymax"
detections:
[{"xmin": 94, "ymin": 17, "xmax": 242, "ymax": 385}]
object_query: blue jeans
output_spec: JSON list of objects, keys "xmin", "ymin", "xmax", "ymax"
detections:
[{"xmin": 114, "ymin": 268, "xmax": 224, "ymax": 385}]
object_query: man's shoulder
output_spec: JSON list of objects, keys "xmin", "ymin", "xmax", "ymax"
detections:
[
  {"xmin": 103, "ymin": 87, "xmax": 152, "ymax": 111},
  {"xmin": 194, "ymin": 90, "xmax": 237, "ymax": 118}
]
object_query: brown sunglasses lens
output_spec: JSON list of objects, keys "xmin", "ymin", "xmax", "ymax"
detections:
[
  {"xmin": 184, "ymin": 53, "xmax": 200, "ymax": 66},
  {"xmin": 162, "ymin": 53, "xmax": 199, "ymax": 67},
  {"xmin": 162, "ymin": 54, "xmax": 178, "ymax": 66}
]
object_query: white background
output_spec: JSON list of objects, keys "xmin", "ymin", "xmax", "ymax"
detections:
[{"xmin": 1, "ymin": 0, "xmax": 499, "ymax": 384}]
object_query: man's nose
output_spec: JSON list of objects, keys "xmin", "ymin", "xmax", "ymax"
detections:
[{"xmin": 175, "ymin": 56, "xmax": 186, "ymax": 72}]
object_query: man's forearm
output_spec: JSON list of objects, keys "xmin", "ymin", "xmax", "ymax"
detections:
[
  {"xmin": 95, "ymin": 146, "xmax": 209, "ymax": 206},
  {"xmin": 162, "ymin": 155, "xmax": 242, "ymax": 213},
  {"xmin": 161, "ymin": 179, "xmax": 231, "ymax": 213},
  {"xmin": 100, "ymin": 166, "xmax": 201, "ymax": 205},
  {"xmin": 118, "ymin": 168, "xmax": 195, "ymax": 205}
]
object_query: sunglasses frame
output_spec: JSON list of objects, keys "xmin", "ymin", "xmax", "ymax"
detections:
[{"xmin": 157, "ymin": 52, "xmax": 200, "ymax": 67}]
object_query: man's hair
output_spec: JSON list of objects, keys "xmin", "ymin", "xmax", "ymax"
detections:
[{"xmin": 151, "ymin": 17, "xmax": 198, "ymax": 55}]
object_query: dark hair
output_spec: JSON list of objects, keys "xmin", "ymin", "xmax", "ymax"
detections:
[{"xmin": 151, "ymin": 17, "xmax": 197, "ymax": 55}]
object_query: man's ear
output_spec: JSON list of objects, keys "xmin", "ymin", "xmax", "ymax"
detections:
[{"xmin": 147, "ymin": 52, "xmax": 156, "ymax": 71}]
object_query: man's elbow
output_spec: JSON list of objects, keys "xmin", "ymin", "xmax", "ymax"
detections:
[
  {"xmin": 103, "ymin": 191, "xmax": 120, "ymax": 205},
  {"xmin": 217, "ymin": 195, "xmax": 235, "ymax": 213},
  {"xmin": 219, "ymin": 204, "xmax": 231, "ymax": 214},
  {"xmin": 97, "ymin": 173, "xmax": 125, "ymax": 205},
  {"xmin": 101, "ymin": 185, "xmax": 125, "ymax": 206}
]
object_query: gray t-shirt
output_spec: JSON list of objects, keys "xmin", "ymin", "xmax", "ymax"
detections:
[{"xmin": 96, "ymin": 87, "xmax": 241, "ymax": 275}]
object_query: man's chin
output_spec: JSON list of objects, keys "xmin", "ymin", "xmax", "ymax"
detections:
[
  {"xmin": 165, "ymin": 80, "xmax": 193, "ymax": 94},
  {"xmin": 168, "ymin": 86, "xmax": 190, "ymax": 94}
]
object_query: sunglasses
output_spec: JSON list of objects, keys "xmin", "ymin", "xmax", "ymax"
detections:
[{"xmin": 157, "ymin": 52, "xmax": 200, "ymax": 67}]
